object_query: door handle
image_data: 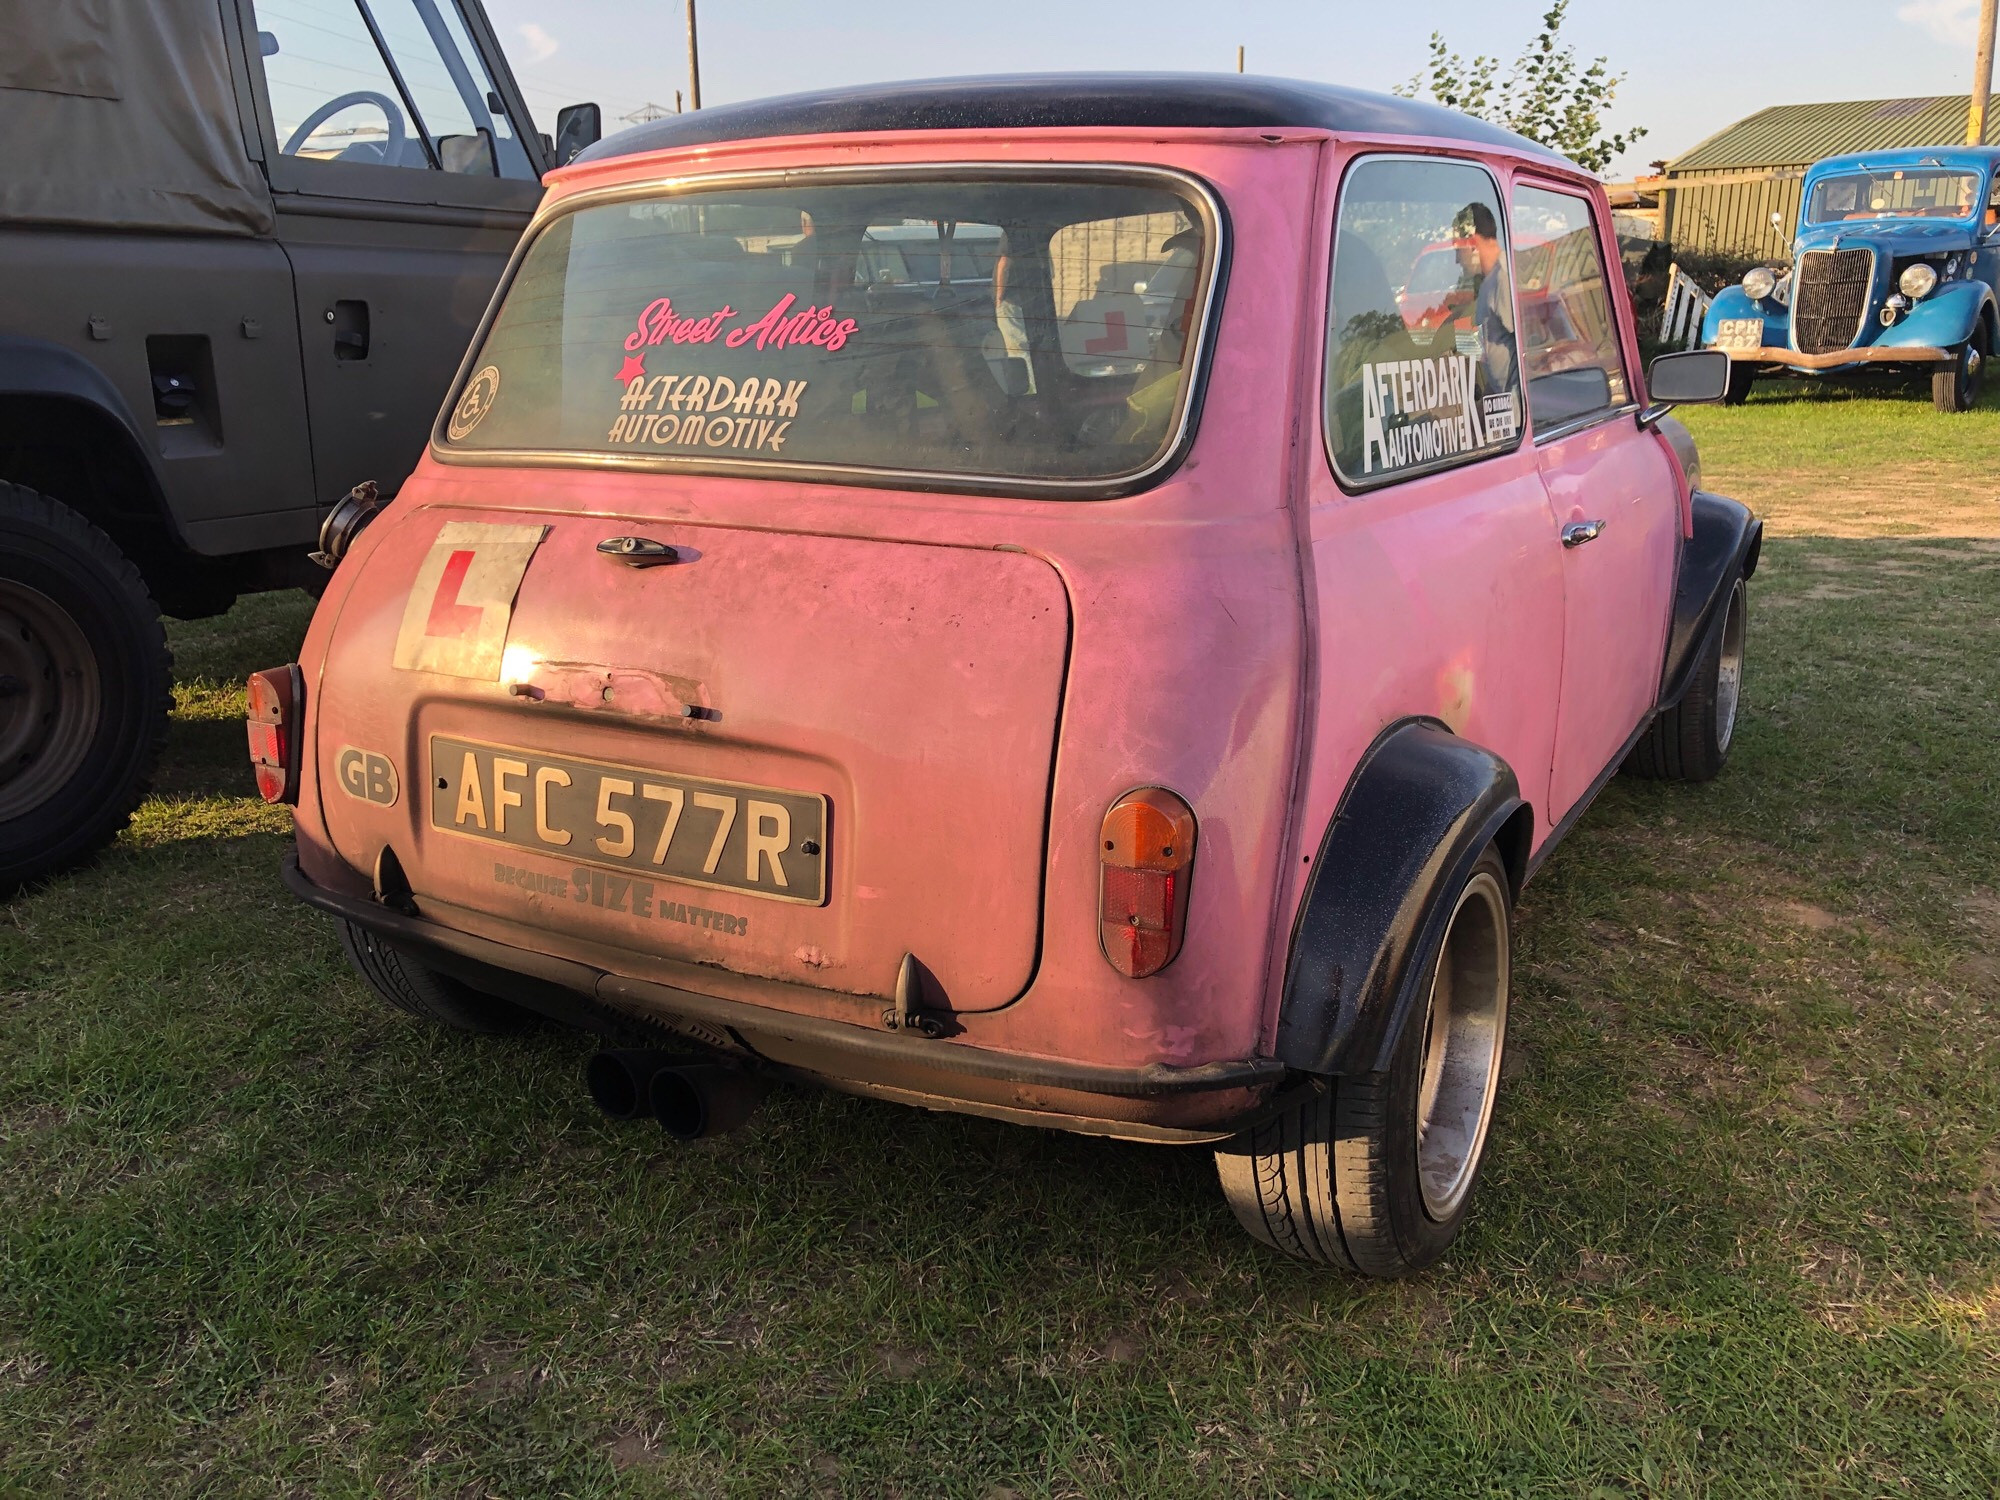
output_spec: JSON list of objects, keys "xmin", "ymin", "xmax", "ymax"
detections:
[
  {"xmin": 597, "ymin": 535, "xmax": 681, "ymax": 567},
  {"xmin": 1561, "ymin": 519, "xmax": 1605, "ymax": 548}
]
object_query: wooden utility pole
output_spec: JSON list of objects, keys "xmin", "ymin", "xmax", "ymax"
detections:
[
  {"xmin": 1972, "ymin": 0, "xmax": 1998, "ymax": 144},
  {"xmin": 1236, "ymin": 45, "xmax": 1245, "ymax": 73},
  {"xmin": 686, "ymin": 0, "xmax": 702, "ymax": 111}
]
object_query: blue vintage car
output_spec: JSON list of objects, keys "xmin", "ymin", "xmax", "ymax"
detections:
[{"xmin": 1701, "ymin": 146, "xmax": 2000, "ymax": 411}]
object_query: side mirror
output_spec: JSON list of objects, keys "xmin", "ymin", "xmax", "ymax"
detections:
[
  {"xmin": 554, "ymin": 102, "xmax": 601, "ymax": 166},
  {"xmin": 437, "ymin": 128, "xmax": 498, "ymax": 176},
  {"xmin": 258, "ymin": 30, "xmax": 279, "ymax": 57},
  {"xmin": 1641, "ymin": 348, "xmax": 1731, "ymax": 424}
]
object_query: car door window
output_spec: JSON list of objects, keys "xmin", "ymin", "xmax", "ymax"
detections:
[
  {"xmin": 255, "ymin": 0, "xmax": 535, "ymax": 179},
  {"xmin": 1324, "ymin": 156, "xmax": 1525, "ymax": 489},
  {"xmin": 1510, "ymin": 185, "xmax": 1630, "ymax": 433},
  {"xmin": 365, "ymin": 0, "xmax": 537, "ymax": 179}
]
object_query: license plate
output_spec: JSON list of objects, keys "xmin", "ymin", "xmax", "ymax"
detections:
[
  {"xmin": 430, "ymin": 736, "xmax": 827, "ymax": 905},
  {"xmin": 1713, "ymin": 318, "xmax": 1765, "ymax": 351}
]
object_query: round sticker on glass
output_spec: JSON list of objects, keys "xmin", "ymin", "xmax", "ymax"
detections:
[{"xmin": 448, "ymin": 365, "xmax": 501, "ymax": 440}]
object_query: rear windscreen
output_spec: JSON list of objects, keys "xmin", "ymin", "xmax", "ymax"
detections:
[{"xmin": 439, "ymin": 175, "xmax": 1215, "ymax": 485}]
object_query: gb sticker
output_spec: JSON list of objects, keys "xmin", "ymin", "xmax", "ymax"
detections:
[{"xmin": 391, "ymin": 520, "xmax": 548, "ymax": 680}]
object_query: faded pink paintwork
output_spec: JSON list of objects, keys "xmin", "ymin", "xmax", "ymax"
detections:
[{"xmin": 293, "ymin": 122, "xmax": 1686, "ymax": 1109}]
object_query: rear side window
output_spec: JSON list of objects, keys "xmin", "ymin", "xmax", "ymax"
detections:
[
  {"xmin": 439, "ymin": 174, "xmax": 1217, "ymax": 489},
  {"xmin": 1324, "ymin": 156, "xmax": 1524, "ymax": 489},
  {"xmin": 1510, "ymin": 185, "xmax": 1630, "ymax": 431}
]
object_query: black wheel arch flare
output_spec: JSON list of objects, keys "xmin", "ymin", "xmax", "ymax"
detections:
[
  {"xmin": 1658, "ymin": 491, "xmax": 1762, "ymax": 711},
  {"xmin": 1275, "ymin": 719, "xmax": 1529, "ymax": 1078}
]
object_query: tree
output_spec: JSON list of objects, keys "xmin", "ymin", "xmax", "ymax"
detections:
[{"xmin": 1395, "ymin": 1, "xmax": 1646, "ymax": 175}]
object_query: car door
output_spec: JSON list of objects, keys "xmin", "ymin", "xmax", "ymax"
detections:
[
  {"xmin": 235, "ymin": 0, "xmax": 545, "ymax": 509},
  {"xmin": 1510, "ymin": 178, "xmax": 1679, "ymax": 820},
  {"xmin": 1306, "ymin": 153, "xmax": 1566, "ymax": 842}
]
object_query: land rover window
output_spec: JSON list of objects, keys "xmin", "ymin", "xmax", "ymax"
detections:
[
  {"xmin": 1510, "ymin": 185, "xmax": 1629, "ymax": 432},
  {"xmin": 439, "ymin": 175, "xmax": 1216, "ymax": 486},
  {"xmin": 1324, "ymin": 157, "xmax": 1524, "ymax": 489},
  {"xmin": 1807, "ymin": 170, "xmax": 1983, "ymax": 223},
  {"xmin": 255, "ymin": 0, "xmax": 535, "ymax": 179}
]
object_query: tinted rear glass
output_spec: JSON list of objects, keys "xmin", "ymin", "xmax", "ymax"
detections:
[{"xmin": 440, "ymin": 176, "xmax": 1215, "ymax": 485}]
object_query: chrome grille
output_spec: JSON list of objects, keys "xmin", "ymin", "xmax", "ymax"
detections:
[{"xmin": 1793, "ymin": 248, "xmax": 1873, "ymax": 355}]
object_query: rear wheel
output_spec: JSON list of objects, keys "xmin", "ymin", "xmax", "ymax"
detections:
[
  {"xmin": 1933, "ymin": 327, "xmax": 1987, "ymax": 412},
  {"xmin": 1216, "ymin": 846, "xmax": 1512, "ymax": 1274},
  {"xmin": 1624, "ymin": 574, "xmax": 1746, "ymax": 783},
  {"xmin": 0, "ymin": 483, "xmax": 171, "ymax": 893},
  {"xmin": 337, "ymin": 920, "xmax": 535, "ymax": 1034}
]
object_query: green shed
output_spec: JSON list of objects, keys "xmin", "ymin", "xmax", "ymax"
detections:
[{"xmin": 1664, "ymin": 96, "xmax": 2000, "ymax": 261}]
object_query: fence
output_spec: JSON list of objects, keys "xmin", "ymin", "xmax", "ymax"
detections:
[{"xmin": 1658, "ymin": 264, "xmax": 1713, "ymax": 350}]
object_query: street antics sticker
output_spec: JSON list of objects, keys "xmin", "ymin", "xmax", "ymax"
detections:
[
  {"xmin": 391, "ymin": 521, "xmax": 548, "ymax": 680},
  {"xmin": 1358, "ymin": 354, "xmax": 1519, "ymax": 475}
]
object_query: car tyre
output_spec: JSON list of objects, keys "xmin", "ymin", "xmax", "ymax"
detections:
[
  {"xmin": 0, "ymin": 482, "xmax": 172, "ymax": 894},
  {"xmin": 1624, "ymin": 574, "xmax": 1746, "ymax": 783},
  {"xmin": 1215, "ymin": 845, "xmax": 1512, "ymax": 1274},
  {"xmin": 337, "ymin": 919, "xmax": 536, "ymax": 1034},
  {"xmin": 1933, "ymin": 327, "xmax": 1987, "ymax": 413},
  {"xmin": 1720, "ymin": 362, "xmax": 1755, "ymax": 406}
]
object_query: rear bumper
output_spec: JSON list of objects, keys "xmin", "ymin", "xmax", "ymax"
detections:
[
  {"xmin": 1728, "ymin": 344, "xmax": 1951, "ymax": 370},
  {"xmin": 283, "ymin": 851, "xmax": 1286, "ymax": 1141}
]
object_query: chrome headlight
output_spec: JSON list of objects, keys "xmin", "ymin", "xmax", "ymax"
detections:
[
  {"xmin": 1741, "ymin": 266, "xmax": 1778, "ymax": 301},
  {"xmin": 1899, "ymin": 263, "xmax": 1939, "ymax": 300}
]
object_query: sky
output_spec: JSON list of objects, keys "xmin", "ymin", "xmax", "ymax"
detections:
[{"xmin": 477, "ymin": 0, "xmax": 1997, "ymax": 178}]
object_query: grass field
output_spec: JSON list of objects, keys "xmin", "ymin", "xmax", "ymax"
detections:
[{"xmin": 3, "ymin": 384, "xmax": 1997, "ymax": 1496}]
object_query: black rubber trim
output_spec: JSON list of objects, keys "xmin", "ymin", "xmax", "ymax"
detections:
[
  {"xmin": 1659, "ymin": 491, "xmax": 1761, "ymax": 710},
  {"xmin": 1522, "ymin": 710, "xmax": 1654, "ymax": 885},
  {"xmin": 283, "ymin": 852, "xmax": 1283, "ymax": 1099},
  {"xmin": 1274, "ymin": 721, "xmax": 1525, "ymax": 1077}
]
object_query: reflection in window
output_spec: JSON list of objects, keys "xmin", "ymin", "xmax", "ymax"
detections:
[
  {"xmin": 1324, "ymin": 157, "xmax": 1524, "ymax": 487},
  {"xmin": 1510, "ymin": 186, "xmax": 1629, "ymax": 430}
]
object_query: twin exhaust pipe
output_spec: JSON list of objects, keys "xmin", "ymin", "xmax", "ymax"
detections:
[{"xmin": 585, "ymin": 1049, "xmax": 768, "ymax": 1140}]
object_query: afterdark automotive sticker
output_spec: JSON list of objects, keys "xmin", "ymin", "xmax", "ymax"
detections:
[
  {"xmin": 605, "ymin": 372, "xmax": 806, "ymax": 455},
  {"xmin": 391, "ymin": 521, "xmax": 548, "ymax": 680},
  {"xmin": 1357, "ymin": 353, "xmax": 1518, "ymax": 475}
]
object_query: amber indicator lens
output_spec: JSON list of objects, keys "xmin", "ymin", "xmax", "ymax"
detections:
[
  {"xmin": 245, "ymin": 664, "xmax": 302, "ymax": 804},
  {"xmin": 1097, "ymin": 788, "xmax": 1197, "ymax": 978}
]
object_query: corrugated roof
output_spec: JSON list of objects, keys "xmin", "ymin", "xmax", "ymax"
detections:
[{"xmin": 1669, "ymin": 96, "xmax": 2000, "ymax": 172}]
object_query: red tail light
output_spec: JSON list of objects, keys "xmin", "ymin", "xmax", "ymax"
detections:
[
  {"xmin": 1098, "ymin": 787, "xmax": 1197, "ymax": 978},
  {"xmin": 245, "ymin": 665, "xmax": 303, "ymax": 804}
]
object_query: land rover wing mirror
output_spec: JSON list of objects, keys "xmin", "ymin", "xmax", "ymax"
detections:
[
  {"xmin": 554, "ymin": 103, "xmax": 601, "ymax": 166},
  {"xmin": 1640, "ymin": 348, "xmax": 1731, "ymax": 425}
]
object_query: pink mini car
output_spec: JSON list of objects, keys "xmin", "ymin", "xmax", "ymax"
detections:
[{"xmin": 254, "ymin": 76, "xmax": 1760, "ymax": 1273}]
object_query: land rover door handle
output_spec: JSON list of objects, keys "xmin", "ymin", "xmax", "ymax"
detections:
[{"xmin": 1561, "ymin": 519, "xmax": 1605, "ymax": 548}]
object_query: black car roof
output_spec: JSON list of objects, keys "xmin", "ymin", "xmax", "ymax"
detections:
[{"xmin": 576, "ymin": 73, "xmax": 1562, "ymax": 164}]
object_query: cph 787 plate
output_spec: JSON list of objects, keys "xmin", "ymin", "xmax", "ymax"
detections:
[
  {"xmin": 430, "ymin": 736, "xmax": 827, "ymax": 905},
  {"xmin": 1713, "ymin": 318, "xmax": 1766, "ymax": 352}
]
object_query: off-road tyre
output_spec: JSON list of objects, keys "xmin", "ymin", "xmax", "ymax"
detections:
[
  {"xmin": 0, "ymin": 483, "xmax": 171, "ymax": 894},
  {"xmin": 1720, "ymin": 362, "xmax": 1756, "ymax": 406},
  {"xmin": 1624, "ymin": 574, "xmax": 1746, "ymax": 782},
  {"xmin": 1933, "ymin": 327, "xmax": 1987, "ymax": 413},
  {"xmin": 1215, "ymin": 846, "xmax": 1512, "ymax": 1275},
  {"xmin": 337, "ymin": 919, "xmax": 535, "ymax": 1034}
]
